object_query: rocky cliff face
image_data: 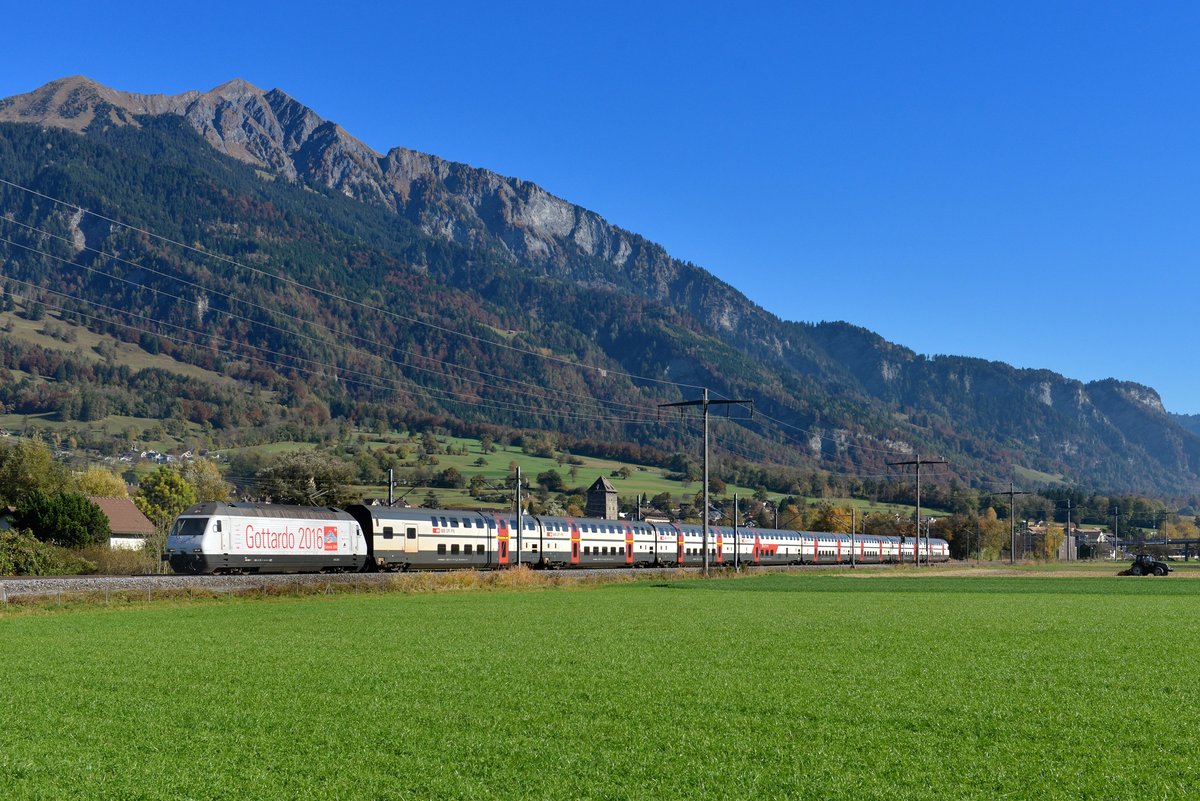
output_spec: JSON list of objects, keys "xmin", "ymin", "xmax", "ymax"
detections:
[
  {"xmin": 1, "ymin": 78, "xmax": 697, "ymax": 304},
  {"xmin": 5, "ymin": 76, "xmax": 1200, "ymax": 494}
]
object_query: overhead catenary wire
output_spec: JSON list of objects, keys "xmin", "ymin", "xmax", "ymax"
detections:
[
  {"xmin": 0, "ymin": 227, "xmax": 658, "ymax": 419},
  {"xmin": 0, "ymin": 176, "xmax": 935, "ymax": 463},
  {"xmin": 0, "ymin": 176, "xmax": 708, "ymax": 392},
  {"xmin": 1, "ymin": 176, "xmax": 946, "ymax": 468},
  {"xmin": 0, "ymin": 239, "xmax": 664, "ymax": 425},
  {"xmin": 0, "ymin": 280, "xmax": 659, "ymax": 427}
]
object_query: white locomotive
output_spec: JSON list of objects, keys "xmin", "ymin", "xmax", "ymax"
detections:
[{"xmin": 163, "ymin": 502, "xmax": 369, "ymax": 574}]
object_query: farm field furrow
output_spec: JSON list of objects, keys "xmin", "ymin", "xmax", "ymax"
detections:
[{"xmin": 1, "ymin": 573, "xmax": 1197, "ymax": 799}]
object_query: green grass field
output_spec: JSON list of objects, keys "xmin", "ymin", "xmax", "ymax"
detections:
[{"xmin": 3, "ymin": 571, "xmax": 1198, "ymax": 799}]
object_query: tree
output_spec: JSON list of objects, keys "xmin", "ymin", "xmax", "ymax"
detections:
[
  {"xmin": 181, "ymin": 458, "xmax": 231, "ymax": 502},
  {"xmin": 0, "ymin": 439, "xmax": 75, "ymax": 508},
  {"xmin": 76, "ymin": 467, "xmax": 128, "ymax": 499},
  {"xmin": 536, "ymin": 469, "xmax": 565, "ymax": 493},
  {"xmin": 136, "ymin": 467, "xmax": 198, "ymax": 531},
  {"xmin": 979, "ymin": 508, "xmax": 1009, "ymax": 560},
  {"xmin": 14, "ymin": 490, "xmax": 110, "ymax": 547},
  {"xmin": 1040, "ymin": 521, "xmax": 1065, "ymax": 560},
  {"xmin": 1163, "ymin": 517, "xmax": 1198, "ymax": 542},
  {"xmin": 810, "ymin": 502, "xmax": 851, "ymax": 533},
  {"xmin": 255, "ymin": 450, "xmax": 357, "ymax": 506},
  {"xmin": 435, "ymin": 467, "xmax": 466, "ymax": 489}
]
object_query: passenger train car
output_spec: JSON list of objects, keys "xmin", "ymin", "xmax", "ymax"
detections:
[{"xmin": 164, "ymin": 502, "xmax": 950, "ymax": 574}]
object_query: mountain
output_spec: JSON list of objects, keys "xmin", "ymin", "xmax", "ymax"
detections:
[{"xmin": 3, "ymin": 76, "xmax": 1200, "ymax": 497}]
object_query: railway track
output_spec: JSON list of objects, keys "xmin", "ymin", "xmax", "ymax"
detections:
[
  {"xmin": 0, "ymin": 562, "xmax": 909, "ymax": 602},
  {"xmin": 0, "ymin": 571, "xmax": 402, "ymax": 600}
]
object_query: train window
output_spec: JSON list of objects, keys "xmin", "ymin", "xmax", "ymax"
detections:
[
  {"xmin": 531, "ymin": 544, "xmax": 538, "ymax": 551},
  {"xmin": 451, "ymin": 544, "xmax": 460, "ymax": 554},
  {"xmin": 584, "ymin": 546, "xmax": 591, "ymax": 555},
  {"xmin": 407, "ymin": 527, "xmax": 416, "ymax": 539},
  {"xmin": 383, "ymin": 526, "xmax": 394, "ymax": 539},
  {"xmin": 437, "ymin": 544, "xmax": 446, "ymax": 555},
  {"xmin": 450, "ymin": 518, "xmax": 459, "ymax": 527},
  {"xmin": 430, "ymin": 516, "xmax": 438, "ymax": 526},
  {"xmin": 463, "ymin": 519, "xmax": 472, "ymax": 528},
  {"xmin": 214, "ymin": 520, "xmax": 222, "ymax": 532},
  {"xmin": 441, "ymin": 517, "xmax": 449, "ymax": 528},
  {"xmin": 463, "ymin": 544, "xmax": 472, "ymax": 554}
]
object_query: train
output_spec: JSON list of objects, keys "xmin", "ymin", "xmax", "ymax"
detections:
[{"xmin": 163, "ymin": 501, "xmax": 951, "ymax": 574}]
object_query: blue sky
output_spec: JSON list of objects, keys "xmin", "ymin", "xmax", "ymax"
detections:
[{"xmin": 4, "ymin": 1, "xmax": 1198, "ymax": 411}]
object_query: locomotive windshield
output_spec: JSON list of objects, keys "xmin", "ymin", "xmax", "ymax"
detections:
[{"xmin": 170, "ymin": 517, "xmax": 208, "ymax": 538}]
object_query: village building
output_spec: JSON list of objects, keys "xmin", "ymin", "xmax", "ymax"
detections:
[{"xmin": 88, "ymin": 497, "xmax": 156, "ymax": 550}]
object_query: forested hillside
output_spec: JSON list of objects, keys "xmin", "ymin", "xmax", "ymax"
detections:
[{"xmin": 2, "ymin": 76, "xmax": 1200, "ymax": 497}]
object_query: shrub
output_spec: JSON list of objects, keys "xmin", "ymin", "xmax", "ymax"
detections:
[
  {"xmin": 0, "ymin": 529, "xmax": 97, "ymax": 575},
  {"xmin": 14, "ymin": 490, "xmax": 111, "ymax": 547}
]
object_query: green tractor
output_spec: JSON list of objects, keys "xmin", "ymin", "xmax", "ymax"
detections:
[{"xmin": 1119, "ymin": 553, "xmax": 1172, "ymax": 577}]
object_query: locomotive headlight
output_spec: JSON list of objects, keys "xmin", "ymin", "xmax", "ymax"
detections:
[{"xmin": 192, "ymin": 548, "xmax": 202, "ymax": 553}]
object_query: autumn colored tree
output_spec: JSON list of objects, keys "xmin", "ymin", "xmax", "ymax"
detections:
[
  {"xmin": 76, "ymin": 467, "xmax": 128, "ymax": 499},
  {"xmin": 255, "ymin": 450, "xmax": 357, "ymax": 506},
  {"xmin": 136, "ymin": 467, "xmax": 198, "ymax": 531},
  {"xmin": 979, "ymin": 508, "xmax": 1009, "ymax": 560},
  {"xmin": 181, "ymin": 458, "xmax": 231, "ymax": 503},
  {"xmin": 810, "ymin": 502, "xmax": 852, "ymax": 533},
  {"xmin": 0, "ymin": 439, "xmax": 74, "ymax": 508}
]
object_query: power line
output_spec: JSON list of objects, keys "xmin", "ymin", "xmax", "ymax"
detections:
[
  {"xmin": 0, "ymin": 177, "xmax": 940, "ymax": 467},
  {"xmin": 0, "ymin": 281, "xmax": 658, "ymax": 427},
  {"xmin": 0, "ymin": 229, "xmax": 658, "ymax": 419},
  {"xmin": 0, "ymin": 176, "xmax": 708, "ymax": 393},
  {"xmin": 660, "ymin": 390, "xmax": 752, "ymax": 574},
  {"xmin": 885, "ymin": 454, "xmax": 948, "ymax": 566}
]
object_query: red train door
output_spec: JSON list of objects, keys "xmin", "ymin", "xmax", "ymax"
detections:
[
  {"xmin": 624, "ymin": 526, "xmax": 634, "ymax": 565},
  {"xmin": 496, "ymin": 517, "xmax": 510, "ymax": 566},
  {"xmin": 569, "ymin": 520, "xmax": 581, "ymax": 566}
]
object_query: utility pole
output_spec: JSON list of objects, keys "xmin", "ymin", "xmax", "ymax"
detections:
[
  {"xmin": 887, "ymin": 454, "xmax": 947, "ymax": 566},
  {"xmin": 388, "ymin": 468, "xmax": 394, "ymax": 507},
  {"xmin": 660, "ymin": 390, "xmax": 752, "ymax": 576},
  {"xmin": 1000, "ymin": 482, "xmax": 1032, "ymax": 565},
  {"xmin": 851, "ymin": 508, "xmax": 856, "ymax": 567},
  {"xmin": 515, "ymin": 465, "xmax": 522, "ymax": 567},
  {"xmin": 1065, "ymin": 499, "xmax": 1072, "ymax": 562},
  {"xmin": 1112, "ymin": 506, "xmax": 1122, "ymax": 560},
  {"xmin": 733, "ymin": 492, "xmax": 740, "ymax": 570}
]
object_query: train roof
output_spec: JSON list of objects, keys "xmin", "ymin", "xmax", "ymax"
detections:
[{"xmin": 179, "ymin": 502, "xmax": 354, "ymax": 521}]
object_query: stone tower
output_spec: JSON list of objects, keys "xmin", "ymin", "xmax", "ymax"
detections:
[{"xmin": 585, "ymin": 475, "xmax": 618, "ymax": 520}]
